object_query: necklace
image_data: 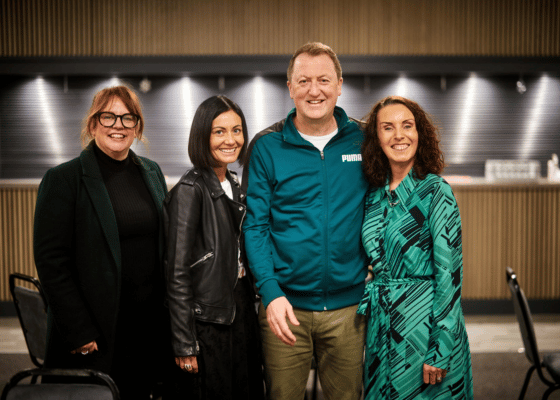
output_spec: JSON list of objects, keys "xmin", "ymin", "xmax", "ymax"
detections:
[{"xmin": 387, "ymin": 190, "xmax": 400, "ymax": 207}]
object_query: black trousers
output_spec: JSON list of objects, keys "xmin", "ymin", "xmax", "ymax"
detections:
[{"xmin": 166, "ymin": 277, "xmax": 265, "ymax": 400}]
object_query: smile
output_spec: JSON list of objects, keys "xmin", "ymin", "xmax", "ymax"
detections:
[
  {"xmin": 308, "ymin": 100, "xmax": 324, "ymax": 104},
  {"xmin": 109, "ymin": 134, "xmax": 125, "ymax": 139},
  {"xmin": 392, "ymin": 144, "xmax": 410, "ymax": 151},
  {"xmin": 219, "ymin": 148, "xmax": 238, "ymax": 153}
]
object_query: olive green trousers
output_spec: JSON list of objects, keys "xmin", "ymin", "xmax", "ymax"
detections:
[{"xmin": 258, "ymin": 302, "xmax": 365, "ymax": 400}]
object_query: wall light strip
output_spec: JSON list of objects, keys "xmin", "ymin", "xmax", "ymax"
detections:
[
  {"xmin": 453, "ymin": 73, "xmax": 477, "ymax": 164},
  {"xmin": 520, "ymin": 75, "xmax": 548, "ymax": 160},
  {"xmin": 181, "ymin": 77, "xmax": 193, "ymax": 162},
  {"xmin": 36, "ymin": 77, "xmax": 64, "ymax": 165},
  {"xmin": 253, "ymin": 76, "xmax": 265, "ymax": 132}
]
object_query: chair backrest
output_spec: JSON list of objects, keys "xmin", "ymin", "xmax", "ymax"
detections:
[
  {"xmin": 9, "ymin": 273, "xmax": 48, "ymax": 367},
  {"xmin": 1, "ymin": 368, "xmax": 120, "ymax": 400},
  {"xmin": 506, "ymin": 267, "xmax": 540, "ymax": 366}
]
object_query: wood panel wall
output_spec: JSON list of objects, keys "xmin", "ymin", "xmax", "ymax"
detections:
[
  {"xmin": 1, "ymin": 0, "xmax": 559, "ymax": 57},
  {"xmin": 1, "ymin": 184, "xmax": 560, "ymax": 302},
  {"xmin": 0, "ymin": 186, "xmax": 37, "ymax": 298},
  {"xmin": 454, "ymin": 185, "xmax": 560, "ymax": 300}
]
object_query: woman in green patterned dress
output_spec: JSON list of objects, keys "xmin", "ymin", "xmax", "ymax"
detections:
[{"xmin": 359, "ymin": 96, "xmax": 473, "ymax": 399}]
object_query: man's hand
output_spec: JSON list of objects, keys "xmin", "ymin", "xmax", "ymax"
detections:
[{"xmin": 266, "ymin": 297, "xmax": 300, "ymax": 346}]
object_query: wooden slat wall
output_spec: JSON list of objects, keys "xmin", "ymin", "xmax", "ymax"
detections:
[
  {"xmin": 0, "ymin": 186, "xmax": 37, "ymax": 299},
  {"xmin": 1, "ymin": 184, "xmax": 560, "ymax": 302},
  {"xmin": 1, "ymin": 0, "xmax": 559, "ymax": 56},
  {"xmin": 455, "ymin": 186, "xmax": 560, "ymax": 300}
]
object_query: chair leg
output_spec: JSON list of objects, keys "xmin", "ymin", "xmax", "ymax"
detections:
[
  {"xmin": 518, "ymin": 365, "xmax": 536, "ymax": 400},
  {"xmin": 311, "ymin": 368, "xmax": 318, "ymax": 400},
  {"xmin": 542, "ymin": 385, "xmax": 560, "ymax": 400}
]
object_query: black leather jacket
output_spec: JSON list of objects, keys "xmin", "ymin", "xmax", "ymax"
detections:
[{"xmin": 164, "ymin": 167, "xmax": 252, "ymax": 357}]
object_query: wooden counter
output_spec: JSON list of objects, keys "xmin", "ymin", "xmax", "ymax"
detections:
[{"xmin": 2, "ymin": 179, "xmax": 560, "ymax": 303}]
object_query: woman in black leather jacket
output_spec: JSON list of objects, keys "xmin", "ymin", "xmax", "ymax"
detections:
[{"xmin": 164, "ymin": 95, "xmax": 264, "ymax": 400}]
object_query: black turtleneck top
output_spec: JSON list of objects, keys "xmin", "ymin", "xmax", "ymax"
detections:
[{"xmin": 93, "ymin": 144, "xmax": 160, "ymax": 319}]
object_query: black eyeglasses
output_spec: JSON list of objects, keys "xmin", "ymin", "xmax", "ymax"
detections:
[{"xmin": 96, "ymin": 112, "xmax": 140, "ymax": 128}]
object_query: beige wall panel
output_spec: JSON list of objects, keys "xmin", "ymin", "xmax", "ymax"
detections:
[
  {"xmin": 455, "ymin": 186, "xmax": 560, "ymax": 300},
  {"xmin": 1, "ymin": 0, "xmax": 559, "ymax": 56},
  {"xmin": 0, "ymin": 187, "xmax": 37, "ymax": 301}
]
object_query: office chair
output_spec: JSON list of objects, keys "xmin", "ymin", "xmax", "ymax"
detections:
[
  {"xmin": 9, "ymin": 273, "xmax": 48, "ymax": 368},
  {"xmin": 506, "ymin": 267, "xmax": 560, "ymax": 400},
  {"xmin": 0, "ymin": 368, "xmax": 119, "ymax": 400}
]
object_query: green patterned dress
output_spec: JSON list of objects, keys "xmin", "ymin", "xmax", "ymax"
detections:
[{"xmin": 358, "ymin": 171, "xmax": 473, "ymax": 399}]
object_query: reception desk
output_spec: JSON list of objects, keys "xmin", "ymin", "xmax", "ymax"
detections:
[{"xmin": 1, "ymin": 178, "xmax": 560, "ymax": 311}]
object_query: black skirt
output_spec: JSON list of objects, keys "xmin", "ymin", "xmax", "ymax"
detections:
[{"xmin": 167, "ymin": 276, "xmax": 265, "ymax": 400}]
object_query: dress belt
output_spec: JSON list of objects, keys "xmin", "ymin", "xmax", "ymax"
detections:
[{"xmin": 357, "ymin": 275, "xmax": 433, "ymax": 357}]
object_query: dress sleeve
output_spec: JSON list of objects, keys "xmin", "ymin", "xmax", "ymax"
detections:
[
  {"xmin": 164, "ymin": 182, "xmax": 201, "ymax": 356},
  {"xmin": 424, "ymin": 180, "xmax": 464, "ymax": 371},
  {"xmin": 33, "ymin": 168, "xmax": 99, "ymax": 349},
  {"xmin": 243, "ymin": 141, "xmax": 285, "ymax": 308}
]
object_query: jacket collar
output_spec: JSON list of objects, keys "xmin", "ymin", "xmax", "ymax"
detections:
[
  {"xmin": 78, "ymin": 142, "xmax": 163, "ymax": 269},
  {"xmin": 79, "ymin": 142, "xmax": 151, "ymax": 177},
  {"xmin": 194, "ymin": 167, "xmax": 242, "ymax": 200},
  {"xmin": 384, "ymin": 168, "xmax": 418, "ymax": 205},
  {"xmin": 282, "ymin": 106, "xmax": 351, "ymax": 146},
  {"xmin": 79, "ymin": 143, "xmax": 121, "ymax": 268}
]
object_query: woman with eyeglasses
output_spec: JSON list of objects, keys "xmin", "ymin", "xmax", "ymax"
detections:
[{"xmin": 33, "ymin": 85, "xmax": 170, "ymax": 399}]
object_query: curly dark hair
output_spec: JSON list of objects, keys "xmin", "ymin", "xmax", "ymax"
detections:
[{"xmin": 361, "ymin": 96, "xmax": 444, "ymax": 187}]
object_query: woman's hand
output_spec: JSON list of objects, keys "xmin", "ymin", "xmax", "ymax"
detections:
[
  {"xmin": 176, "ymin": 356, "xmax": 199, "ymax": 374},
  {"xmin": 70, "ymin": 340, "xmax": 98, "ymax": 355},
  {"xmin": 423, "ymin": 363, "xmax": 447, "ymax": 385}
]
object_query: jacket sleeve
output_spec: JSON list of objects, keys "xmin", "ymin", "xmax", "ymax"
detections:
[
  {"xmin": 33, "ymin": 168, "xmax": 100, "ymax": 350},
  {"xmin": 424, "ymin": 181, "xmax": 464, "ymax": 371},
  {"xmin": 243, "ymin": 139, "xmax": 285, "ymax": 308},
  {"xmin": 164, "ymin": 182, "xmax": 201, "ymax": 356}
]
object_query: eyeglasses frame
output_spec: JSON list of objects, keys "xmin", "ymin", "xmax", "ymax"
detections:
[{"xmin": 95, "ymin": 112, "xmax": 140, "ymax": 128}]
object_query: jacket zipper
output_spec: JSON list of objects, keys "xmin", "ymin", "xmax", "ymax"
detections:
[
  {"xmin": 229, "ymin": 197, "xmax": 246, "ymax": 324},
  {"xmin": 320, "ymin": 147, "xmax": 330, "ymax": 310},
  {"xmin": 189, "ymin": 252, "xmax": 213, "ymax": 268}
]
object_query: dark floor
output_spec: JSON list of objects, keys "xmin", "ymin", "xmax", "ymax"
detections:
[{"xmin": 2, "ymin": 352, "xmax": 560, "ymax": 399}]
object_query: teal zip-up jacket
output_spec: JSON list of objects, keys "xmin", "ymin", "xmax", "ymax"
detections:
[{"xmin": 243, "ymin": 106, "xmax": 369, "ymax": 311}]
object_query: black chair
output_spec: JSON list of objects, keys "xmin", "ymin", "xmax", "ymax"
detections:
[
  {"xmin": 0, "ymin": 368, "xmax": 119, "ymax": 400},
  {"xmin": 6, "ymin": 273, "xmax": 121, "ymax": 399},
  {"xmin": 9, "ymin": 273, "xmax": 48, "ymax": 368},
  {"xmin": 506, "ymin": 267, "xmax": 560, "ymax": 400}
]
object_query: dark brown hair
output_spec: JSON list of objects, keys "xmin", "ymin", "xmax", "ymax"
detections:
[
  {"xmin": 361, "ymin": 96, "xmax": 444, "ymax": 187},
  {"xmin": 81, "ymin": 84, "xmax": 145, "ymax": 147},
  {"xmin": 188, "ymin": 95, "xmax": 249, "ymax": 168},
  {"xmin": 287, "ymin": 42, "xmax": 342, "ymax": 82}
]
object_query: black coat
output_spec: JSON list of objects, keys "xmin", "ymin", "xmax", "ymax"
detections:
[
  {"xmin": 164, "ymin": 167, "xmax": 255, "ymax": 357},
  {"xmin": 33, "ymin": 144, "xmax": 168, "ymax": 373}
]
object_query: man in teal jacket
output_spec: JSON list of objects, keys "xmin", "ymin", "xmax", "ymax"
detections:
[{"xmin": 243, "ymin": 42, "xmax": 369, "ymax": 400}]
